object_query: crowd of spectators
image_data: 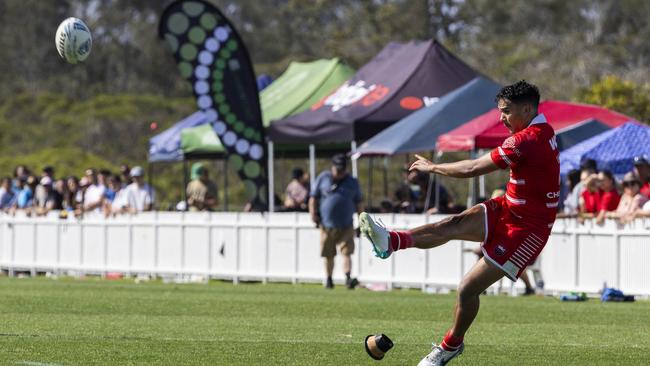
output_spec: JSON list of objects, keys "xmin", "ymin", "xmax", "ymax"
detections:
[
  {"xmin": 0, "ymin": 164, "xmax": 155, "ymax": 217},
  {"xmin": 560, "ymin": 155, "xmax": 650, "ymax": 224}
]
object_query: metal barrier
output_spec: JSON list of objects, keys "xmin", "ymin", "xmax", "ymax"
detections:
[{"xmin": 0, "ymin": 211, "xmax": 649, "ymax": 295}]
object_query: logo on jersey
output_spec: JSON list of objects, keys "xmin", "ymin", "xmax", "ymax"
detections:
[
  {"xmin": 502, "ymin": 137, "xmax": 521, "ymax": 156},
  {"xmin": 494, "ymin": 245, "xmax": 506, "ymax": 256},
  {"xmin": 546, "ymin": 191, "xmax": 560, "ymax": 199}
]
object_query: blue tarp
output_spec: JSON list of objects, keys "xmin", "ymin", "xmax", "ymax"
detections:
[
  {"xmin": 148, "ymin": 111, "xmax": 210, "ymax": 162},
  {"xmin": 257, "ymin": 74, "xmax": 273, "ymax": 91},
  {"xmin": 560, "ymin": 122, "xmax": 650, "ymax": 177},
  {"xmin": 555, "ymin": 118, "xmax": 610, "ymax": 151},
  {"xmin": 354, "ymin": 77, "xmax": 501, "ymax": 156}
]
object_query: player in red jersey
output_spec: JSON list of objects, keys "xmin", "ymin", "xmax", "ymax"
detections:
[{"xmin": 359, "ymin": 80, "xmax": 560, "ymax": 366}]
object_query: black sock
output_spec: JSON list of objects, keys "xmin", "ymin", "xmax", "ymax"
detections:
[{"xmin": 345, "ymin": 272, "xmax": 351, "ymax": 281}]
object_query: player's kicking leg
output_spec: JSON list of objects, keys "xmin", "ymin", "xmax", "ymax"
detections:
[{"xmin": 359, "ymin": 204, "xmax": 486, "ymax": 258}]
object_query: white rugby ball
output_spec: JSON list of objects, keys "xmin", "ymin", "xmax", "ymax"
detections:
[{"xmin": 55, "ymin": 17, "xmax": 92, "ymax": 64}]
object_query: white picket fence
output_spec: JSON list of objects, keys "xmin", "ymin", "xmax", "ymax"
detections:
[{"xmin": 0, "ymin": 211, "xmax": 649, "ymax": 295}]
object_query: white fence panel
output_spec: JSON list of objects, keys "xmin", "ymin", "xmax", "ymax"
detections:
[{"xmin": 0, "ymin": 212, "xmax": 648, "ymax": 295}]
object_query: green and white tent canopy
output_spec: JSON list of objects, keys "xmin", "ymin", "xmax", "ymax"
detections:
[
  {"xmin": 261, "ymin": 58, "xmax": 355, "ymax": 126},
  {"xmin": 180, "ymin": 123, "xmax": 226, "ymax": 159}
]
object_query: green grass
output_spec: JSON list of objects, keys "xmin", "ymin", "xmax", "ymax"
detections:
[{"xmin": 0, "ymin": 277, "xmax": 648, "ymax": 365}]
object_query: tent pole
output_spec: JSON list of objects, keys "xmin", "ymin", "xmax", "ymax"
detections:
[
  {"xmin": 148, "ymin": 163, "xmax": 154, "ymax": 206},
  {"xmin": 309, "ymin": 144, "xmax": 316, "ymax": 192},
  {"xmin": 351, "ymin": 141, "xmax": 358, "ymax": 178},
  {"xmin": 267, "ymin": 141, "xmax": 274, "ymax": 213},
  {"xmin": 222, "ymin": 158, "xmax": 228, "ymax": 211},
  {"xmin": 478, "ymin": 149, "xmax": 486, "ymax": 199},
  {"xmin": 435, "ymin": 151, "xmax": 442, "ymax": 212},
  {"xmin": 367, "ymin": 157, "xmax": 373, "ymax": 210},
  {"xmin": 182, "ymin": 160, "xmax": 189, "ymax": 211},
  {"xmin": 383, "ymin": 156, "xmax": 389, "ymax": 198}
]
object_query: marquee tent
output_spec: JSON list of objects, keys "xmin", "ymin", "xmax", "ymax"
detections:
[
  {"xmin": 353, "ymin": 77, "xmax": 501, "ymax": 157},
  {"xmin": 560, "ymin": 122, "xmax": 650, "ymax": 176},
  {"xmin": 268, "ymin": 40, "xmax": 480, "ymax": 144},
  {"xmin": 436, "ymin": 100, "xmax": 635, "ymax": 152},
  {"xmin": 148, "ymin": 111, "xmax": 212, "ymax": 162},
  {"xmin": 180, "ymin": 123, "xmax": 225, "ymax": 159},
  {"xmin": 555, "ymin": 118, "xmax": 610, "ymax": 151},
  {"xmin": 260, "ymin": 58, "xmax": 355, "ymax": 126}
]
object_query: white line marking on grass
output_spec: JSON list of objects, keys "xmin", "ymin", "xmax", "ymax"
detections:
[{"xmin": 16, "ymin": 362, "xmax": 63, "ymax": 366}]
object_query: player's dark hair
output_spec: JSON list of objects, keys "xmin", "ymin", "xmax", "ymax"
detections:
[{"xmin": 495, "ymin": 80, "xmax": 540, "ymax": 108}]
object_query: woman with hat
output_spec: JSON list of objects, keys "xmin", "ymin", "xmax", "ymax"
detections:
[{"xmin": 616, "ymin": 172, "xmax": 649, "ymax": 223}]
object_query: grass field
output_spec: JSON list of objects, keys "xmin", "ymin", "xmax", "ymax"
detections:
[{"xmin": 0, "ymin": 277, "xmax": 649, "ymax": 365}]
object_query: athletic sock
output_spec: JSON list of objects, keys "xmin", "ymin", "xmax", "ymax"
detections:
[
  {"xmin": 440, "ymin": 330, "xmax": 464, "ymax": 351},
  {"xmin": 388, "ymin": 231, "xmax": 414, "ymax": 252}
]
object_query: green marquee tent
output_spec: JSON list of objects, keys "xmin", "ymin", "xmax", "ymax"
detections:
[
  {"xmin": 180, "ymin": 123, "xmax": 226, "ymax": 159},
  {"xmin": 260, "ymin": 58, "xmax": 355, "ymax": 126}
]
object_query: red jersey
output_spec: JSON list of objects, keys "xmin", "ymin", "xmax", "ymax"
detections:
[
  {"xmin": 490, "ymin": 114, "xmax": 560, "ymax": 228},
  {"xmin": 599, "ymin": 189, "xmax": 621, "ymax": 212},
  {"xmin": 581, "ymin": 189, "xmax": 601, "ymax": 213},
  {"xmin": 641, "ymin": 182, "xmax": 650, "ymax": 198}
]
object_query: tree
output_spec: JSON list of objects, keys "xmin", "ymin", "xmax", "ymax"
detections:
[{"xmin": 577, "ymin": 75, "xmax": 650, "ymax": 124}]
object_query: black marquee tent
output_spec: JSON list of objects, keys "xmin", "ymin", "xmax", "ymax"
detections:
[{"xmin": 267, "ymin": 40, "xmax": 480, "ymax": 144}]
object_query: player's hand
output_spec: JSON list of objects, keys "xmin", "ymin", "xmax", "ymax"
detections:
[{"xmin": 409, "ymin": 154, "xmax": 434, "ymax": 173}]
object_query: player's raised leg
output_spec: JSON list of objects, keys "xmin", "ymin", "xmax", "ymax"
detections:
[
  {"xmin": 359, "ymin": 204, "xmax": 486, "ymax": 259},
  {"xmin": 418, "ymin": 257, "xmax": 504, "ymax": 366}
]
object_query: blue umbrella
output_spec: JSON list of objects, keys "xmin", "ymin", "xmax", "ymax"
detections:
[{"xmin": 560, "ymin": 122, "xmax": 650, "ymax": 177}]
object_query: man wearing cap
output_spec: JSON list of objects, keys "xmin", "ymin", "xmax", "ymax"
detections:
[
  {"xmin": 186, "ymin": 162, "xmax": 219, "ymax": 211},
  {"xmin": 309, "ymin": 154, "xmax": 363, "ymax": 289},
  {"xmin": 123, "ymin": 166, "xmax": 155, "ymax": 213},
  {"xmin": 633, "ymin": 155, "xmax": 650, "ymax": 198}
]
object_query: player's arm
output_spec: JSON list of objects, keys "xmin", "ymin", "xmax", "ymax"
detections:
[{"xmin": 409, "ymin": 153, "xmax": 499, "ymax": 178}]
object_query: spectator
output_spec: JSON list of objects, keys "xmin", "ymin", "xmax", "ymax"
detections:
[
  {"xmin": 595, "ymin": 170, "xmax": 620, "ymax": 225},
  {"xmin": 106, "ymin": 175, "xmax": 129, "ymax": 216},
  {"xmin": 98, "ymin": 169, "xmax": 111, "ymax": 190},
  {"xmin": 379, "ymin": 199, "xmax": 394, "ymax": 213},
  {"xmin": 394, "ymin": 166, "xmax": 417, "ymax": 213},
  {"xmin": 283, "ymin": 167, "xmax": 309, "ymax": 211},
  {"xmin": 309, "ymin": 154, "xmax": 363, "ymax": 289},
  {"xmin": 0, "ymin": 177, "xmax": 15, "ymax": 210},
  {"xmin": 406, "ymin": 170, "xmax": 454, "ymax": 214},
  {"xmin": 52, "ymin": 179, "xmax": 66, "ymax": 209},
  {"xmin": 12, "ymin": 165, "xmax": 29, "ymax": 193},
  {"xmin": 82, "ymin": 168, "xmax": 106, "ymax": 213},
  {"xmin": 579, "ymin": 173, "xmax": 600, "ymax": 215},
  {"xmin": 633, "ymin": 155, "xmax": 650, "ymax": 198},
  {"xmin": 119, "ymin": 164, "xmax": 131, "ymax": 188},
  {"xmin": 564, "ymin": 159, "xmax": 598, "ymax": 215},
  {"xmin": 34, "ymin": 165, "xmax": 55, "ymax": 207},
  {"xmin": 186, "ymin": 163, "xmax": 218, "ymax": 211},
  {"xmin": 558, "ymin": 169, "xmax": 581, "ymax": 215},
  {"xmin": 124, "ymin": 166, "xmax": 154, "ymax": 213},
  {"xmin": 17, "ymin": 175, "xmax": 37, "ymax": 209},
  {"xmin": 34, "ymin": 176, "xmax": 62, "ymax": 214},
  {"xmin": 617, "ymin": 173, "xmax": 649, "ymax": 223},
  {"xmin": 629, "ymin": 199, "xmax": 650, "ymax": 220},
  {"xmin": 64, "ymin": 176, "xmax": 81, "ymax": 212}
]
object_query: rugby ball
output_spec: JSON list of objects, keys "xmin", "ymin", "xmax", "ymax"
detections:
[{"xmin": 55, "ymin": 17, "xmax": 92, "ymax": 64}]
